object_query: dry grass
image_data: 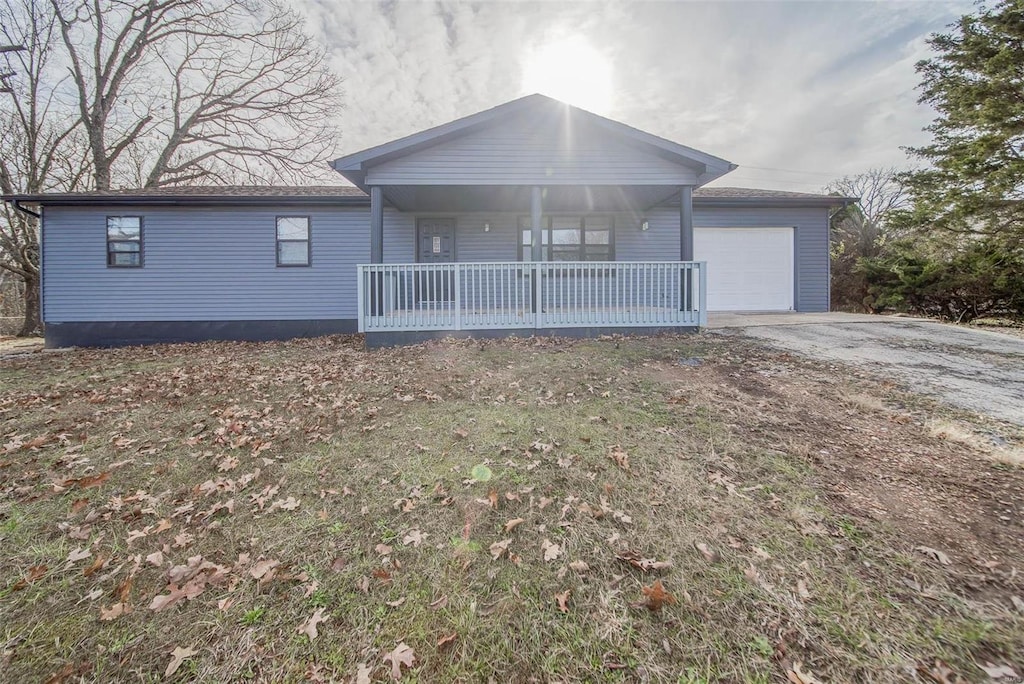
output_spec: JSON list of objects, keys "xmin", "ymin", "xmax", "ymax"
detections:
[
  {"xmin": 928, "ymin": 419, "xmax": 1024, "ymax": 467},
  {"xmin": 1, "ymin": 334, "xmax": 1022, "ymax": 683}
]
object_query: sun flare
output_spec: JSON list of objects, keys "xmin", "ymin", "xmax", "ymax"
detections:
[{"xmin": 521, "ymin": 36, "xmax": 614, "ymax": 115}]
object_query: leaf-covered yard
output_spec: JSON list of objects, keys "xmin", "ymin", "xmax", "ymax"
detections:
[{"xmin": 1, "ymin": 334, "xmax": 1022, "ymax": 682}]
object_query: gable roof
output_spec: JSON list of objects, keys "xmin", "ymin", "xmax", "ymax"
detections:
[{"xmin": 330, "ymin": 94, "xmax": 737, "ymax": 187}]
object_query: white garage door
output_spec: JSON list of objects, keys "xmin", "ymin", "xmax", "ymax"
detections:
[{"xmin": 695, "ymin": 227, "xmax": 794, "ymax": 311}]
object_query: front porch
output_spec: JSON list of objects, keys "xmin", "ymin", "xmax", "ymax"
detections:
[{"xmin": 357, "ymin": 260, "xmax": 706, "ymax": 337}]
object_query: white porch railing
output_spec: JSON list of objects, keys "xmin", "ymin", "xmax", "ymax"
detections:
[{"xmin": 357, "ymin": 261, "xmax": 707, "ymax": 333}]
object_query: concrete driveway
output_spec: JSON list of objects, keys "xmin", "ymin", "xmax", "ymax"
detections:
[{"xmin": 709, "ymin": 312, "xmax": 1024, "ymax": 426}]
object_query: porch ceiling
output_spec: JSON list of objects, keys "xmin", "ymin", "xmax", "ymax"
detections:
[{"xmin": 381, "ymin": 185, "xmax": 682, "ymax": 213}]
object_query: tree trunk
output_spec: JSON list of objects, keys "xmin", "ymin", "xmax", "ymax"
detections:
[{"xmin": 17, "ymin": 275, "xmax": 41, "ymax": 337}]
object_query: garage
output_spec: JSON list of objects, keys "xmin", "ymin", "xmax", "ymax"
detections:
[{"xmin": 694, "ymin": 226, "xmax": 795, "ymax": 311}]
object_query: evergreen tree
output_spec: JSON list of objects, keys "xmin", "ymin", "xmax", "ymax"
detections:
[{"xmin": 902, "ymin": 0, "xmax": 1024, "ymax": 242}]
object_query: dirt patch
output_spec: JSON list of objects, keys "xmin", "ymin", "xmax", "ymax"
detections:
[
  {"xmin": 650, "ymin": 345, "xmax": 1024, "ymax": 602},
  {"xmin": 0, "ymin": 337, "xmax": 43, "ymax": 359}
]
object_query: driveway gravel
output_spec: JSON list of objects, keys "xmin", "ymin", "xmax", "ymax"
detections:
[{"xmin": 713, "ymin": 315, "xmax": 1024, "ymax": 426}]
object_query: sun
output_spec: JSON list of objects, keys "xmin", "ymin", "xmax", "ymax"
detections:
[{"xmin": 521, "ymin": 36, "xmax": 614, "ymax": 115}]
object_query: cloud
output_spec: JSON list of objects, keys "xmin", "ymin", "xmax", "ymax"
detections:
[{"xmin": 291, "ymin": 0, "xmax": 974, "ymax": 192}]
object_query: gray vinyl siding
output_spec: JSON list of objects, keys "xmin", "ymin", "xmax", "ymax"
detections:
[
  {"xmin": 606, "ymin": 204, "xmax": 830, "ymax": 312},
  {"xmin": 44, "ymin": 204, "xmax": 382, "ymax": 322},
  {"xmin": 365, "ymin": 113, "xmax": 699, "ymax": 186},
  {"xmin": 42, "ymin": 201, "xmax": 830, "ymax": 325},
  {"xmin": 693, "ymin": 205, "xmax": 830, "ymax": 312}
]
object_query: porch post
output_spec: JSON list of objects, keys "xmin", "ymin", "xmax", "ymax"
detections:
[
  {"xmin": 530, "ymin": 186, "xmax": 543, "ymax": 262},
  {"xmin": 370, "ymin": 185, "xmax": 384, "ymax": 263},
  {"xmin": 679, "ymin": 185, "xmax": 693, "ymax": 261},
  {"xmin": 530, "ymin": 186, "xmax": 543, "ymax": 318},
  {"xmin": 369, "ymin": 186, "xmax": 384, "ymax": 316},
  {"xmin": 680, "ymin": 186, "xmax": 694, "ymax": 314}
]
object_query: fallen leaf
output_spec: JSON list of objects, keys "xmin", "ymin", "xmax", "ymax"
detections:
[
  {"xmin": 504, "ymin": 518, "xmax": 525, "ymax": 533},
  {"xmin": 146, "ymin": 551, "xmax": 164, "ymax": 567},
  {"xmin": 12, "ymin": 564, "xmax": 47, "ymax": 590},
  {"xmin": 608, "ymin": 445, "xmax": 630, "ymax": 471},
  {"xmin": 402, "ymin": 530, "xmax": 426, "ymax": 547},
  {"xmin": 375, "ymin": 543, "xmax": 393, "ymax": 556},
  {"xmin": 115, "ymin": 575, "xmax": 134, "ymax": 602},
  {"xmin": 429, "ymin": 595, "xmax": 448, "ymax": 610},
  {"xmin": 541, "ymin": 539, "xmax": 562, "ymax": 562},
  {"xmin": 640, "ymin": 579, "xmax": 677, "ymax": 611},
  {"xmin": 383, "ymin": 642, "xmax": 416, "ymax": 680},
  {"xmin": 916, "ymin": 659, "xmax": 957, "ymax": 684},
  {"xmin": 65, "ymin": 547, "xmax": 91, "ymax": 565},
  {"xmin": 165, "ymin": 645, "xmax": 196, "ymax": 678},
  {"xmin": 355, "ymin": 664, "xmax": 372, "ymax": 684},
  {"xmin": 489, "ymin": 539, "xmax": 512, "ymax": 561},
  {"xmin": 42, "ymin": 661, "xmax": 91, "ymax": 684},
  {"xmin": 297, "ymin": 607, "xmax": 329, "ymax": 641},
  {"xmin": 386, "ymin": 597, "xmax": 406, "ymax": 608},
  {"xmin": 915, "ymin": 546, "xmax": 952, "ymax": 566},
  {"xmin": 149, "ymin": 584, "xmax": 188, "ymax": 612},
  {"xmin": 616, "ymin": 551, "xmax": 671, "ymax": 573},
  {"xmin": 78, "ymin": 472, "xmax": 110, "ymax": 489},
  {"xmin": 436, "ymin": 632, "xmax": 458, "ymax": 651},
  {"xmin": 568, "ymin": 560, "xmax": 590, "ymax": 573},
  {"xmin": 330, "ymin": 557, "xmax": 347, "ymax": 573},
  {"xmin": 980, "ymin": 663, "xmax": 1019, "ymax": 680},
  {"xmin": 249, "ymin": 558, "xmax": 280, "ymax": 580},
  {"xmin": 796, "ymin": 579, "xmax": 810, "ymax": 599},
  {"xmin": 787, "ymin": 661, "xmax": 824, "ymax": 684},
  {"xmin": 694, "ymin": 542, "xmax": 719, "ymax": 563},
  {"xmin": 99, "ymin": 602, "xmax": 131, "ymax": 621},
  {"xmin": 83, "ymin": 555, "xmax": 107, "ymax": 578},
  {"xmin": 554, "ymin": 589, "xmax": 571, "ymax": 613},
  {"xmin": 272, "ymin": 496, "xmax": 300, "ymax": 511},
  {"xmin": 487, "ymin": 488, "xmax": 499, "ymax": 509}
]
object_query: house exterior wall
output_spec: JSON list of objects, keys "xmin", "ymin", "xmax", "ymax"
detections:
[
  {"xmin": 39, "ymin": 199, "xmax": 830, "ymax": 346},
  {"xmin": 43, "ymin": 204, "xmax": 399, "ymax": 324},
  {"xmin": 365, "ymin": 113, "xmax": 700, "ymax": 186},
  {"xmin": 374, "ymin": 205, "xmax": 828, "ymax": 313},
  {"xmin": 692, "ymin": 205, "xmax": 830, "ymax": 312}
]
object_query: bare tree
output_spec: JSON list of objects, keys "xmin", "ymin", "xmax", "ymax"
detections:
[
  {"xmin": 824, "ymin": 168, "xmax": 910, "ymax": 312},
  {"xmin": 0, "ymin": 0, "xmax": 85, "ymax": 335},
  {"xmin": 0, "ymin": 0, "xmax": 341, "ymax": 335},
  {"xmin": 51, "ymin": 0, "xmax": 341, "ymax": 190}
]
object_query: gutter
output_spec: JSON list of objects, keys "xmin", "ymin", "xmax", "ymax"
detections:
[
  {"xmin": 2, "ymin": 194, "xmax": 371, "ymax": 208},
  {"xmin": 10, "ymin": 199, "xmax": 42, "ymax": 219}
]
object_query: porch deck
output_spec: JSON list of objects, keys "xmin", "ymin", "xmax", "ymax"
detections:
[{"xmin": 357, "ymin": 261, "xmax": 706, "ymax": 333}]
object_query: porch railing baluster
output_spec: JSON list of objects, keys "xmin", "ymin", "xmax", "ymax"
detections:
[{"xmin": 357, "ymin": 261, "xmax": 706, "ymax": 333}]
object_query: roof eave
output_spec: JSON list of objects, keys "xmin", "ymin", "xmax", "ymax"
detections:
[
  {"xmin": 1, "ymin": 194, "xmax": 371, "ymax": 207},
  {"xmin": 690, "ymin": 195, "xmax": 857, "ymax": 207}
]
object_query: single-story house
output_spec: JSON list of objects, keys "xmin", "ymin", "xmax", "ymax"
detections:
[{"xmin": 3, "ymin": 94, "xmax": 852, "ymax": 348}]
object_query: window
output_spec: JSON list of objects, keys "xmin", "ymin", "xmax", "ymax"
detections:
[
  {"xmin": 277, "ymin": 216, "xmax": 310, "ymax": 266},
  {"xmin": 519, "ymin": 215, "xmax": 613, "ymax": 261},
  {"xmin": 107, "ymin": 216, "xmax": 142, "ymax": 267}
]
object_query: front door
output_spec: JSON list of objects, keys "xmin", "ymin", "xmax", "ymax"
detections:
[{"xmin": 416, "ymin": 218, "xmax": 456, "ymax": 304}]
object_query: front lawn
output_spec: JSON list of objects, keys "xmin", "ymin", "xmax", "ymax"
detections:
[{"xmin": 1, "ymin": 334, "xmax": 1021, "ymax": 682}]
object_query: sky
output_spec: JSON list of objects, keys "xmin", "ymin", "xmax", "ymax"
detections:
[{"xmin": 293, "ymin": 0, "xmax": 974, "ymax": 192}]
